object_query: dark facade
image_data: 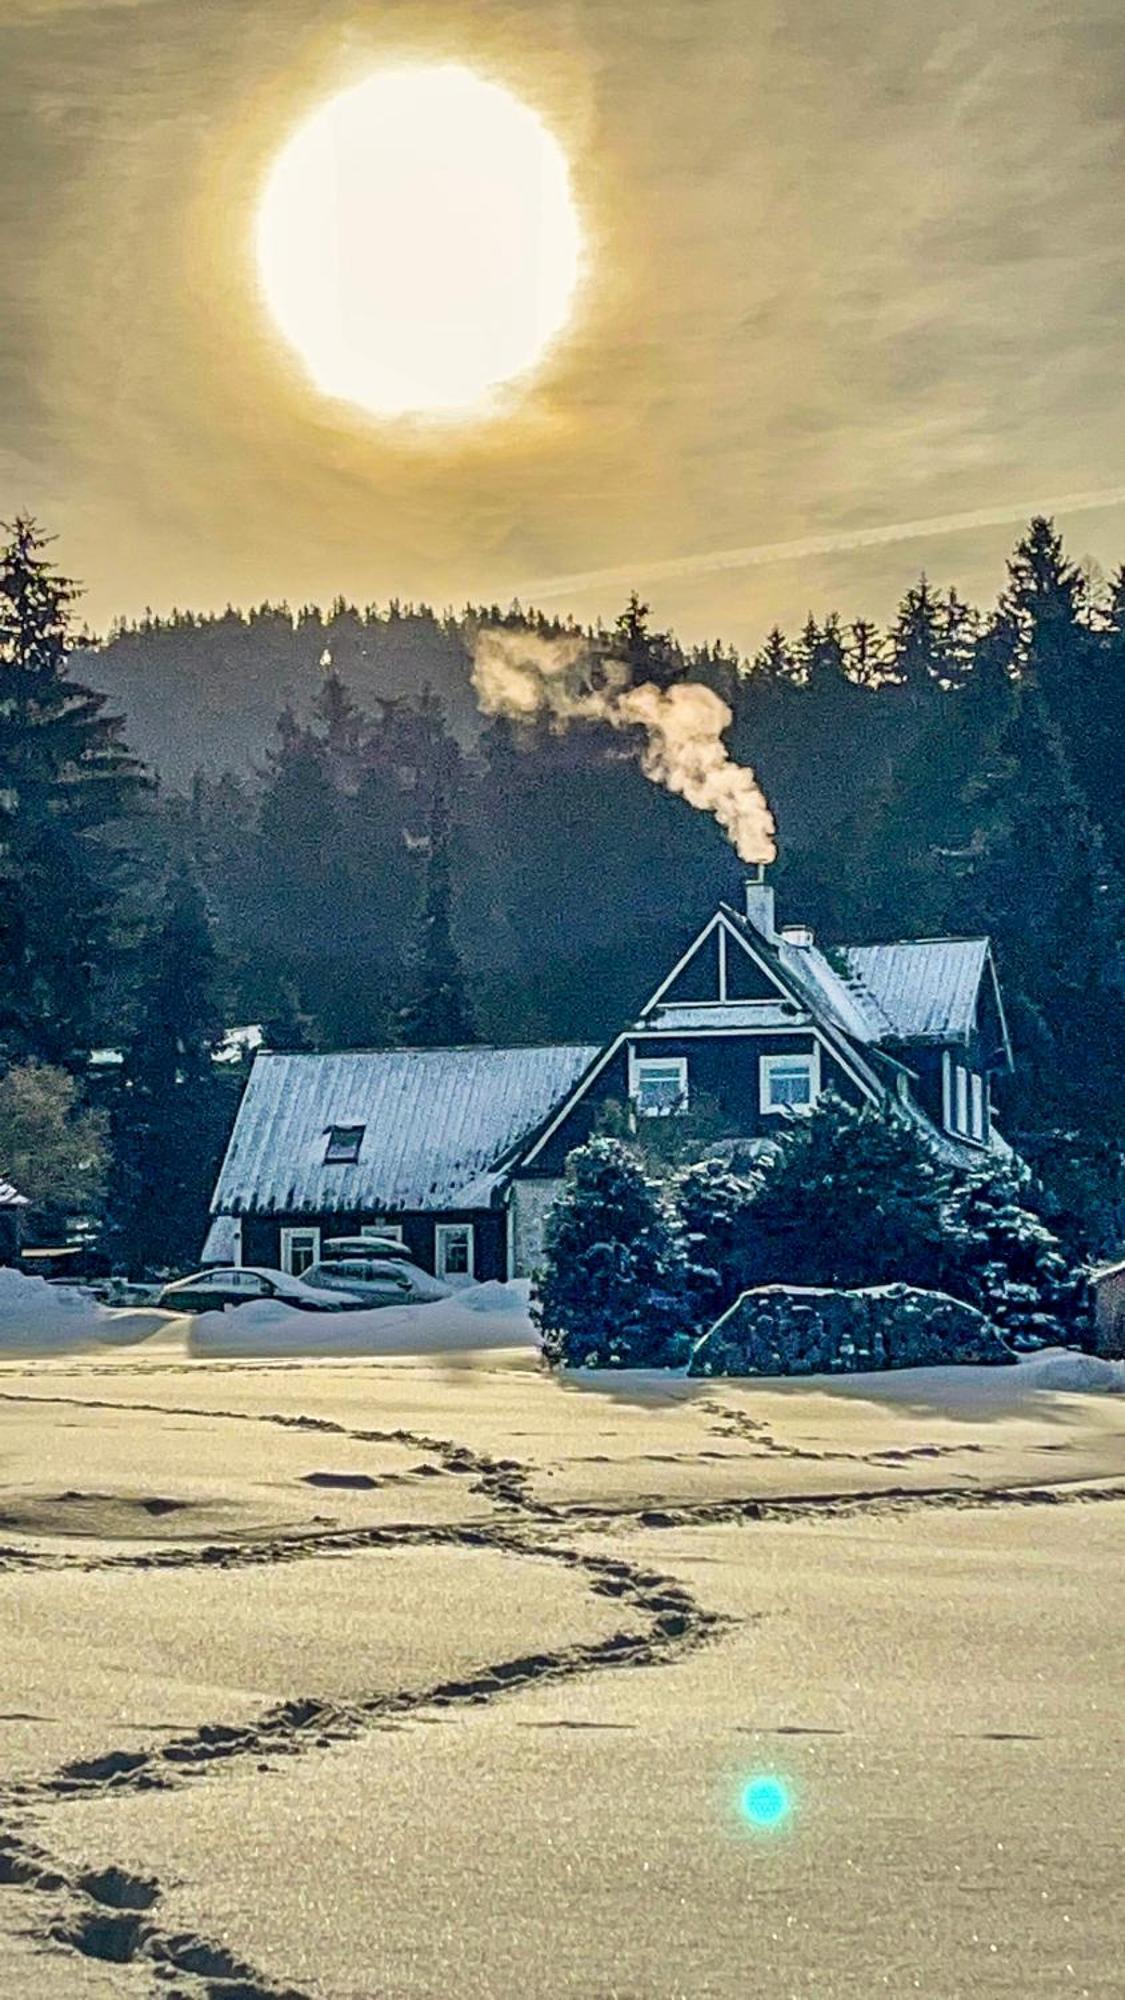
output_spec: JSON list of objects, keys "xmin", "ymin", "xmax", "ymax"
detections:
[{"xmin": 239, "ymin": 1206, "xmax": 508, "ymax": 1282}]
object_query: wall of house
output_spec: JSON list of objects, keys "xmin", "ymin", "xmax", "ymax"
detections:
[
  {"xmin": 509, "ymin": 1178, "xmax": 565, "ymax": 1278},
  {"xmin": 522, "ymin": 1029, "xmax": 868, "ymax": 1178},
  {"xmin": 238, "ymin": 1208, "xmax": 508, "ymax": 1281}
]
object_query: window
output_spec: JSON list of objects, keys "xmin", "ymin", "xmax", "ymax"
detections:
[
  {"xmin": 280, "ymin": 1227, "xmax": 321, "ymax": 1276},
  {"xmin": 970, "ymin": 1072, "xmax": 985, "ymax": 1144},
  {"xmin": 324, "ymin": 1124, "xmax": 365, "ymax": 1165},
  {"xmin": 362, "ymin": 1222, "xmax": 404, "ymax": 1243},
  {"xmin": 435, "ymin": 1223, "xmax": 474, "ymax": 1281},
  {"xmin": 760, "ymin": 1051, "xmax": 818, "ymax": 1113},
  {"xmin": 632, "ymin": 1056, "xmax": 689, "ymax": 1118},
  {"xmin": 955, "ymin": 1066, "xmax": 969, "ymax": 1137}
]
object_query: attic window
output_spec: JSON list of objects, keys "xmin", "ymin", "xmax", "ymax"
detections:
[{"xmin": 324, "ymin": 1124, "xmax": 365, "ymax": 1165}]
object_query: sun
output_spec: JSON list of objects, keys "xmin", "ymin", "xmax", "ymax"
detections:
[{"xmin": 254, "ymin": 64, "xmax": 583, "ymax": 421}]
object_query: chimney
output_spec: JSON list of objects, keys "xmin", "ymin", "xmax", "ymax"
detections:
[{"xmin": 743, "ymin": 862, "xmax": 777, "ymax": 940}]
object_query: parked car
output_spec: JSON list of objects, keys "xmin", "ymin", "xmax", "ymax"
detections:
[
  {"xmin": 321, "ymin": 1234, "xmax": 416, "ymax": 1261},
  {"xmin": 301, "ymin": 1252, "xmax": 453, "ymax": 1307},
  {"xmin": 156, "ymin": 1266, "xmax": 363, "ymax": 1314}
]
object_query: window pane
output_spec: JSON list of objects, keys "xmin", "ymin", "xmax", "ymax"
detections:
[
  {"xmin": 439, "ymin": 1228, "xmax": 472, "ymax": 1276},
  {"xmin": 768, "ymin": 1060, "xmax": 812, "ymax": 1106},
  {"xmin": 634, "ymin": 1060, "xmax": 687, "ymax": 1114},
  {"xmin": 955, "ymin": 1067, "xmax": 969, "ymax": 1134}
]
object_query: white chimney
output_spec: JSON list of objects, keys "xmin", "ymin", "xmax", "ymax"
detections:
[{"xmin": 743, "ymin": 863, "xmax": 777, "ymax": 940}]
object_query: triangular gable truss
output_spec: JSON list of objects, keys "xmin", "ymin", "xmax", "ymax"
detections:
[{"xmin": 641, "ymin": 909, "xmax": 793, "ymax": 1014}]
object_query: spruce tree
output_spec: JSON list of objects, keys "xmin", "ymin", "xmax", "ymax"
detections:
[
  {"xmin": 607, "ymin": 593, "xmax": 681, "ymax": 691},
  {"xmin": 112, "ymin": 863, "xmax": 230, "ymax": 1273},
  {"xmin": 534, "ymin": 1138, "xmax": 693, "ymax": 1367},
  {"xmin": 398, "ymin": 782, "xmax": 476, "ymax": 1047},
  {"xmin": 0, "ymin": 518, "xmax": 146, "ymax": 1064},
  {"xmin": 743, "ymin": 1095, "xmax": 949, "ymax": 1290}
]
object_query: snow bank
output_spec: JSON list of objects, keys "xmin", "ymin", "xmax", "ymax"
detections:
[
  {"xmin": 189, "ymin": 1280, "xmax": 537, "ymax": 1358},
  {"xmin": 0, "ymin": 1267, "xmax": 165, "ymax": 1354},
  {"xmin": 1016, "ymin": 1349, "xmax": 1125, "ymax": 1395}
]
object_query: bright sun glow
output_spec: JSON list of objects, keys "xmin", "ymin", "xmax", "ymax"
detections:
[{"xmin": 255, "ymin": 64, "xmax": 583, "ymax": 420}]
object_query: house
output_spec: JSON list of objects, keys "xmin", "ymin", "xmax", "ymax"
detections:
[
  {"xmin": 204, "ymin": 866, "xmax": 1014, "ymax": 1281},
  {"xmin": 202, "ymin": 1043, "xmax": 599, "ymax": 1282}
]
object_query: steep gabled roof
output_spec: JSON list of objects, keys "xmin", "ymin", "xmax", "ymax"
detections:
[
  {"xmin": 212, "ymin": 1045, "xmax": 599, "ymax": 1217},
  {"xmin": 840, "ymin": 938, "xmax": 993, "ymax": 1045}
]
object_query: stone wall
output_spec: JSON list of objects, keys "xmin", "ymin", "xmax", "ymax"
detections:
[{"xmin": 689, "ymin": 1283, "xmax": 1013, "ymax": 1376}]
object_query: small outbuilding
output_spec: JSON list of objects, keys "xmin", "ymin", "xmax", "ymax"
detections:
[
  {"xmin": 1091, "ymin": 1258, "xmax": 1125, "ymax": 1357},
  {"xmin": 0, "ymin": 1176, "xmax": 30, "ymax": 1264}
]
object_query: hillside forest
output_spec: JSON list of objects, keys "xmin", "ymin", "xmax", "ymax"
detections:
[{"xmin": 0, "ymin": 514, "xmax": 1122, "ymax": 1271}]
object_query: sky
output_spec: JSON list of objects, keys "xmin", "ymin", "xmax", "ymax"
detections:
[{"xmin": 2, "ymin": 0, "xmax": 1124, "ymax": 649}]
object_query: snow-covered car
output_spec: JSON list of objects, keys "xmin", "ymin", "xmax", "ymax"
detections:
[
  {"xmin": 320, "ymin": 1234, "xmax": 415, "ymax": 1259},
  {"xmin": 156, "ymin": 1267, "xmax": 362, "ymax": 1314},
  {"xmin": 301, "ymin": 1250, "xmax": 453, "ymax": 1307}
]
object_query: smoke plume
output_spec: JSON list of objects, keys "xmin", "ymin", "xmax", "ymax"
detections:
[{"xmin": 472, "ymin": 627, "xmax": 776, "ymax": 864}]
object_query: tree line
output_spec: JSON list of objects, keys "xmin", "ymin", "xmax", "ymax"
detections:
[{"xmin": 0, "ymin": 513, "xmax": 1122, "ymax": 1273}]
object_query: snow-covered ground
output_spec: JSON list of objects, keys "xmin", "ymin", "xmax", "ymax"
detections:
[
  {"xmin": 3, "ymin": 1265, "xmax": 1125, "ymax": 1397},
  {"xmin": 1, "ymin": 1334, "xmax": 1123, "ymax": 1998},
  {"xmin": 188, "ymin": 1277, "xmax": 535, "ymax": 1357}
]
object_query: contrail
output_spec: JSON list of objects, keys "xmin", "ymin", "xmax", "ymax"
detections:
[{"xmin": 514, "ymin": 485, "xmax": 1125, "ymax": 600}]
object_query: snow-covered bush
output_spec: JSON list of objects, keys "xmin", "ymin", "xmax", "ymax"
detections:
[
  {"xmin": 689, "ymin": 1283, "xmax": 1013, "ymax": 1377},
  {"xmin": 534, "ymin": 1137, "xmax": 693, "ymax": 1369},
  {"xmin": 735, "ymin": 1095, "xmax": 949, "ymax": 1291},
  {"xmin": 940, "ymin": 1168, "xmax": 1086, "ymax": 1349},
  {"xmin": 674, "ymin": 1155, "xmax": 761, "ymax": 1327}
]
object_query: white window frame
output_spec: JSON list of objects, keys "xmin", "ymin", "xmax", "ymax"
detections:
[
  {"xmin": 280, "ymin": 1226, "xmax": 321, "ymax": 1276},
  {"xmin": 759, "ymin": 1047, "xmax": 820, "ymax": 1115},
  {"xmin": 970, "ymin": 1071, "xmax": 985, "ymax": 1143},
  {"xmin": 362, "ymin": 1222, "xmax": 404, "ymax": 1243},
  {"xmin": 435, "ymin": 1223, "xmax": 475, "ymax": 1282},
  {"xmin": 629, "ymin": 1053, "xmax": 689, "ymax": 1118}
]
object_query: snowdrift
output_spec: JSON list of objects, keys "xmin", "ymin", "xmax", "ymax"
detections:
[
  {"xmin": 0, "ymin": 1267, "xmax": 166, "ymax": 1354},
  {"xmin": 188, "ymin": 1280, "xmax": 536, "ymax": 1358},
  {"xmin": 1015, "ymin": 1349, "xmax": 1125, "ymax": 1394}
]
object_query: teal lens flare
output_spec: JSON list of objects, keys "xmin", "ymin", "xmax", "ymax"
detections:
[{"xmin": 740, "ymin": 1776, "xmax": 791, "ymax": 1827}]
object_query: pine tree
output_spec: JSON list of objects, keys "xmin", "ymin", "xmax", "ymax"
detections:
[
  {"xmin": 111, "ymin": 863, "xmax": 230, "ymax": 1273},
  {"xmin": 606, "ymin": 593, "xmax": 681, "ymax": 691},
  {"xmin": 940, "ymin": 1168, "xmax": 1081, "ymax": 1348},
  {"xmin": 0, "ymin": 517, "xmax": 146, "ymax": 1064},
  {"xmin": 398, "ymin": 782, "xmax": 476, "ymax": 1047},
  {"xmin": 886, "ymin": 576, "xmax": 951, "ymax": 695},
  {"xmin": 534, "ymin": 1137, "xmax": 693, "ymax": 1367}
]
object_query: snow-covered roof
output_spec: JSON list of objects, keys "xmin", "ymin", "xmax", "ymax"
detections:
[
  {"xmin": 200, "ymin": 1214, "xmax": 240, "ymax": 1264},
  {"xmin": 0, "ymin": 1177, "xmax": 29, "ymax": 1209},
  {"xmin": 211, "ymin": 1045, "xmax": 599, "ymax": 1218},
  {"xmin": 840, "ymin": 938, "xmax": 991, "ymax": 1044},
  {"xmin": 646, "ymin": 1001, "xmax": 803, "ymax": 1031}
]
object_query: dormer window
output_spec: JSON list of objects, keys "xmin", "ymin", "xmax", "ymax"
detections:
[
  {"xmin": 632, "ymin": 1056, "xmax": 689, "ymax": 1117},
  {"xmin": 324, "ymin": 1124, "xmax": 365, "ymax": 1165}
]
